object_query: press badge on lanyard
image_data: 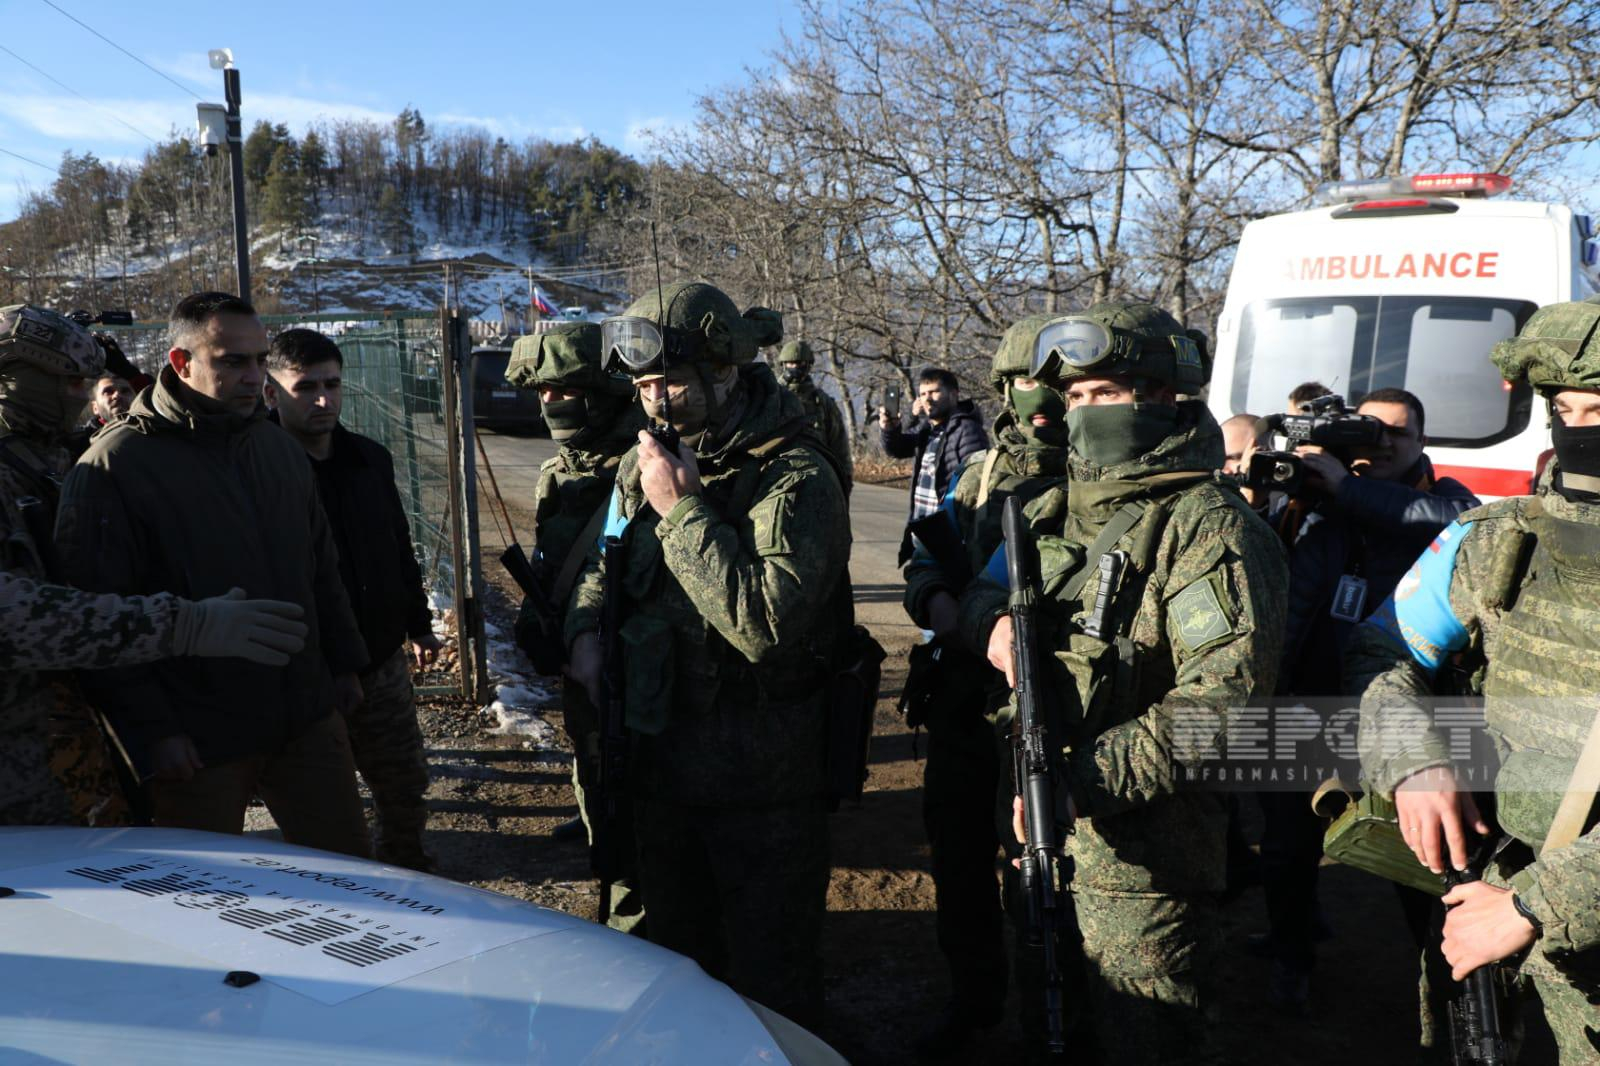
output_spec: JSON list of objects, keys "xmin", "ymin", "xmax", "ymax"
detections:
[{"xmin": 1330, "ymin": 574, "xmax": 1368, "ymax": 622}]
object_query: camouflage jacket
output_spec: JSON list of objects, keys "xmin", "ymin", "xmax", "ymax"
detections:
[
  {"xmin": 1347, "ymin": 471, "xmax": 1600, "ymax": 960},
  {"xmin": 963, "ymin": 403, "xmax": 1287, "ymax": 893},
  {"xmin": 530, "ymin": 404, "xmax": 644, "ymax": 619},
  {"xmin": 903, "ymin": 411, "xmax": 1067, "ymax": 628},
  {"xmin": 784, "ymin": 376, "xmax": 852, "ymax": 494},
  {"xmin": 566, "ymin": 364, "xmax": 851, "ymax": 806},
  {"xmin": 0, "ymin": 431, "xmax": 180, "ymax": 695}
]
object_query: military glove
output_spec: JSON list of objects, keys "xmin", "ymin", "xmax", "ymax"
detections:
[{"xmin": 173, "ymin": 587, "xmax": 308, "ymax": 665}]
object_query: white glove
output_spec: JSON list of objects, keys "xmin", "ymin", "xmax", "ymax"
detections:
[{"xmin": 174, "ymin": 588, "xmax": 308, "ymax": 665}]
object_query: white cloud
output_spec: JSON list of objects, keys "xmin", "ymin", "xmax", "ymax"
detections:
[
  {"xmin": 623, "ymin": 115, "xmax": 691, "ymax": 158},
  {"xmin": 0, "ymin": 94, "xmax": 186, "ymax": 144},
  {"xmin": 431, "ymin": 112, "xmax": 590, "ymax": 142}
]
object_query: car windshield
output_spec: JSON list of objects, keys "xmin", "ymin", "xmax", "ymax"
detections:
[
  {"xmin": 1229, "ymin": 295, "xmax": 1537, "ymax": 446},
  {"xmin": 474, "ymin": 351, "xmax": 511, "ymax": 387}
]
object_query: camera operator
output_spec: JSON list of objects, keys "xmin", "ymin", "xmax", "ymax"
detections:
[
  {"xmin": 1255, "ymin": 387, "xmax": 1479, "ymax": 1011},
  {"xmin": 1221, "ymin": 413, "xmax": 1269, "ymax": 512}
]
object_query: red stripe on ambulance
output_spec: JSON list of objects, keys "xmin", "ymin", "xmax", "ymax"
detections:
[{"xmin": 1432, "ymin": 464, "xmax": 1534, "ymax": 499}]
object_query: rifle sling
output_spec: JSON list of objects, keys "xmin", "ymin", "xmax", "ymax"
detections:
[
  {"xmin": 1545, "ymin": 708, "xmax": 1600, "ymax": 852},
  {"xmin": 552, "ymin": 500, "xmax": 612, "ymax": 611},
  {"xmin": 1060, "ymin": 501, "xmax": 1147, "ymax": 604}
]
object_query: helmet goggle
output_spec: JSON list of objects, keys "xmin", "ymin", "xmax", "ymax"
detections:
[
  {"xmin": 1030, "ymin": 316, "xmax": 1200, "ymax": 383},
  {"xmin": 600, "ymin": 315, "xmax": 709, "ymax": 374}
]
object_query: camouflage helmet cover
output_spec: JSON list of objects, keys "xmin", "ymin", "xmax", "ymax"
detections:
[
  {"xmin": 1490, "ymin": 296, "xmax": 1600, "ymax": 391},
  {"xmin": 506, "ymin": 322, "xmax": 632, "ymax": 397},
  {"xmin": 1046, "ymin": 301, "xmax": 1209, "ymax": 393},
  {"xmin": 0, "ymin": 304, "xmax": 106, "ymax": 377},
  {"xmin": 990, "ymin": 313, "xmax": 1069, "ymax": 393},
  {"xmin": 621, "ymin": 280, "xmax": 784, "ymax": 369},
  {"xmin": 778, "ymin": 340, "xmax": 814, "ymax": 366}
]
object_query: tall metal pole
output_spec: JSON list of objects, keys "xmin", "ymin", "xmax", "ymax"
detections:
[{"xmin": 224, "ymin": 67, "xmax": 251, "ymax": 302}]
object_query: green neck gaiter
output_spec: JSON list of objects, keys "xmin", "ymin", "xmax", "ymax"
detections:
[
  {"xmin": 541, "ymin": 396, "xmax": 588, "ymax": 441},
  {"xmin": 1008, "ymin": 382, "xmax": 1068, "ymax": 446},
  {"xmin": 1066, "ymin": 402, "xmax": 1179, "ymax": 469}
]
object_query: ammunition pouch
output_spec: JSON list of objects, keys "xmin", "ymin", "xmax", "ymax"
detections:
[
  {"xmin": 1317, "ymin": 779, "xmax": 1446, "ymax": 896},
  {"xmin": 1050, "ymin": 628, "xmax": 1136, "ymax": 739},
  {"xmin": 825, "ymin": 624, "xmax": 886, "ymax": 809}
]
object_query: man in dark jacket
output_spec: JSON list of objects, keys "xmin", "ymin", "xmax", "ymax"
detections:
[
  {"xmin": 55, "ymin": 293, "xmax": 372, "ymax": 858},
  {"xmin": 1257, "ymin": 387, "xmax": 1479, "ymax": 1007},
  {"xmin": 264, "ymin": 328, "xmax": 443, "ymax": 870},
  {"xmin": 879, "ymin": 367, "xmax": 988, "ymax": 562}
]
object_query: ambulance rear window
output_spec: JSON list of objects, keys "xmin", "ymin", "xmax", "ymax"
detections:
[{"xmin": 1231, "ymin": 295, "xmax": 1536, "ymax": 447}]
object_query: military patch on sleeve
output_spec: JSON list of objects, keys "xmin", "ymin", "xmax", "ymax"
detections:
[{"xmin": 1172, "ymin": 576, "xmax": 1233, "ymax": 651}]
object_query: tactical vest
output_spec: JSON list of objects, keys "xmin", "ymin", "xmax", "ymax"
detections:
[
  {"xmin": 1031, "ymin": 472, "xmax": 1217, "ymax": 744},
  {"xmin": 1482, "ymin": 501, "xmax": 1600, "ymax": 853}
]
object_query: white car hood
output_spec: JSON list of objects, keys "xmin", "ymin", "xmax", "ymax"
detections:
[{"xmin": 0, "ymin": 827, "xmax": 842, "ymax": 1064}]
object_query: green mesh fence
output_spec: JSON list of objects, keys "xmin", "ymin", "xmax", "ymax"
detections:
[{"xmin": 99, "ymin": 312, "xmax": 454, "ymax": 595}]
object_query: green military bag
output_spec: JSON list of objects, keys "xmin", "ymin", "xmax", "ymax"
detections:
[{"xmin": 1315, "ymin": 777, "xmax": 1446, "ymax": 897}]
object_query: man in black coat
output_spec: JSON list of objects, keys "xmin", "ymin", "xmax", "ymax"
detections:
[
  {"xmin": 879, "ymin": 367, "xmax": 989, "ymax": 563},
  {"xmin": 265, "ymin": 328, "xmax": 443, "ymax": 870},
  {"xmin": 1258, "ymin": 387, "xmax": 1479, "ymax": 1008}
]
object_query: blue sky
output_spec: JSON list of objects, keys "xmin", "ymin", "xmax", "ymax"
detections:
[{"xmin": 0, "ymin": 0, "xmax": 801, "ymax": 221}]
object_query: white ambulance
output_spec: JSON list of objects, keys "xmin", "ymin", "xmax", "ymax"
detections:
[{"xmin": 1209, "ymin": 173, "xmax": 1600, "ymax": 498}]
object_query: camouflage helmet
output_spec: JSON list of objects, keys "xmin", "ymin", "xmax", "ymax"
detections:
[
  {"xmin": 1031, "ymin": 301, "xmax": 1209, "ymax": 393},
  {"xmin": 778, "ymin": 340, "xmax": 814, "ymax": 366},
  {"xmin": 1490, "ymin": 296, "xmax": 1600, "ymax": 391},
  {"xmin": 989, "ymin": 313, "xmax": 1068, "ymax": 394},
  {"xmin": 505, "ymin": 322, "xmax": 631, "ymax": 397},
  {"xmin": 0, "ymin": 304, "xmax": 106, "ymax": 377},
  {"xmin": 610, "ymin": 280, "xmax": 784, "ymax": 373}
]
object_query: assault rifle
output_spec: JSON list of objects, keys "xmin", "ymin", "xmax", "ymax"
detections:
[
  {"xmin": 1444, "ymin": 838, "xmax": 1509, "ymax": 1066},
  {"xmin": 1002, "ymin": 494, "xmax": 1068, "ymax": 1056},
  {"xmin": 591, "ymin": 534, "xmax": 631, "ymax": 925}
]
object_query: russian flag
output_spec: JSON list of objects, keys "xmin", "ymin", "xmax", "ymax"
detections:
[{"xmin": 532, "ymin": 285, "xmax": 560, "ymax": 316}]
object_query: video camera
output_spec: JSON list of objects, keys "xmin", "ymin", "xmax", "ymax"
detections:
[
  {"xmin": 66, "ymin": 309, "xmax": 144, "ymax": 384},
  {"xmin": 1230, "ymin": 394, "xmax": 1386, "ymax": 495}
]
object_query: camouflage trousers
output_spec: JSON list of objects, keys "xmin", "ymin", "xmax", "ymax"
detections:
[
  {"xmin": 564, "ymin": 683, "xmax": 644, "ymax": 936},
  {"xmin": 633, "ymin": 796, "xmax": 829, "ymax": 1031},
  {"xmin": 1525, "ymin": 965, "xmax": 1600, "ymax": 1064},
  {"xmin": 0, "ymin": 679, "xmax": 125, "ymax": 828},
  {"xmin": 921, "ymin": 693, "xmax": 1007, "ymax": 1020},
  {"xmin": 348, "ymin": 646, "xmax": 432, "ymax": 869},
  {"xmin": 1009, "ymin": 870, "xmax": 1220, "ymax": 1065}
]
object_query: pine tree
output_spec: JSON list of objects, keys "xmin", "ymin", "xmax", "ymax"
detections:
[{"xmin": 377, "ymin": 184, "xmax": 415, "ymax": 254}]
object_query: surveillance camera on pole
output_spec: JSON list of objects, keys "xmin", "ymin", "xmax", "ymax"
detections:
[{"xmin": 194, "ymin": 48, "xmax": 250, "ymax": 302}]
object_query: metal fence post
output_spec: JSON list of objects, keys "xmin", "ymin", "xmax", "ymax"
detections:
[
  {"xmin": 440, "ymin": 307, "xmax": 472, "ymax": 699},
  {"xmin": 454, "ymin": 312, "xmax": 491, "ymax": 705}
]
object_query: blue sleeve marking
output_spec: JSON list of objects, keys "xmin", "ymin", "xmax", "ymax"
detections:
[
  {"xmin": 599, "ymin": 485, "xmax": 629, "ymax": 553},
  {"xmin": 1363, "ymin": 519, "xmax": 1473, "ymax": 673},
  {"xmin": 983, "ymin": 543, "xmax": 1008, "ymax": 587}
]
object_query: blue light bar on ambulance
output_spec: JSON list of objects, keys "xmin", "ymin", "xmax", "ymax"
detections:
[{"xmin": 1317, "ymin": 173, "xmax": 1513, "ymax": 204}]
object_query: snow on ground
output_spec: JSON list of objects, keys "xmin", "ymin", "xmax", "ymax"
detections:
[{"xmin": 481, "ymin": 619, "xmax": 559, "ymax": 744}]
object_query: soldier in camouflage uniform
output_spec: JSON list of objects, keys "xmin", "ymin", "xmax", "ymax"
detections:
[
  {"xmin": 901, "ymin": 315, "xmax": 1073, "ymax": 1055},
  {"xmin": 504, "ymin": 321, "xmax": 645, "ymax": 933},
  {"xmin": 776, "ymin": 340, "xmax": 852, "ymax": 494},
  {"xmin": 1347, "ymin": 297, "xmax": 1600, "ymax": 1063},
  {"xmin": 565, "ymin": 281, "xmax": 850, "ymax": 1029},
  {"xmin": 965, "ymin": 302, "xmax": 1287, "ymax": 1063},
  {"xmin": 0, "ymin": 304, "xmax": 308, "ymax": 826}
]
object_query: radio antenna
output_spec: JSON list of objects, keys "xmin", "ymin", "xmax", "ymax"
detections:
[{"xmin": 648, "ymin": 221, "xmax": 679, "ymax": 451}]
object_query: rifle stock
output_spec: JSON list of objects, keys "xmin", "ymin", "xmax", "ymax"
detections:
[{"xmin": 1002, "ymin": 495, "xmax": 1068, "ymax": 1056}]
